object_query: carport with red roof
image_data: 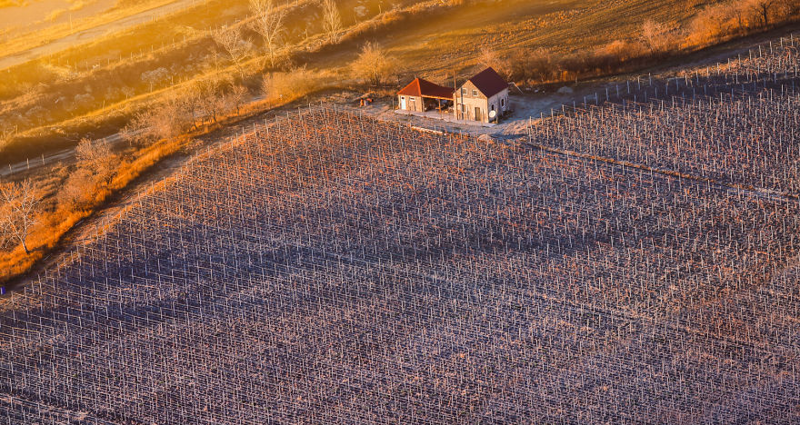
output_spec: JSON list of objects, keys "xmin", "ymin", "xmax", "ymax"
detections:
[{"xmin": 397, "ymin": 78, "xmax": 455, "ymax": 112}]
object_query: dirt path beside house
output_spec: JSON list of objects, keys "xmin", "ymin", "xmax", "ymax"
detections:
[{"xmin": 362, "ymin": 85, "xmax": 602, "ymax": 140}]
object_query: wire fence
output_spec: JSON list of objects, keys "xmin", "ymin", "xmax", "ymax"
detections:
[
  {"xmin": 530, "ymin": 32, "xmax": 800, "ymax": 198},
  {"xmin": 1, "ymin": 106, "xmax": 799, "ymax": 423}
]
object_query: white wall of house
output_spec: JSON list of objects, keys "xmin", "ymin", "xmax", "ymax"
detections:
[
  {"xmin": 454, "ymin": 81, "xmax": 486, "ymax": 122},
  {"xmin": 398, "ymin": 95, "xmax": 424, "ymax": 112},
  {"xmin": 486, "ymin": 89, "xmax": 510, "ymax": 122},
  {"xmin": 453, "ymin": 81, "xmax": 509, "ymax": 123}
]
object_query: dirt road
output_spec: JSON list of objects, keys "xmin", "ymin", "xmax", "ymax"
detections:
[
  {"xmin": 0, "ymin": 0, "xmax": 200, "ymax": 71},
  {"xmin": 1, "ymin": 94, "xmax": 267, "ymax": 180},
  {"xmin": 1, "ymin": 133, "xmax": 125, "ymax": 179}
]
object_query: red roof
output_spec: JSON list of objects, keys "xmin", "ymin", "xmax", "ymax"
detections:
[
  {"xmin": 468, "ymin": 67, "xmax": 508, "ymax": 97},
  {"xmin": 398, "ymin": 78, "xmax": 455, "ymax": 100}
]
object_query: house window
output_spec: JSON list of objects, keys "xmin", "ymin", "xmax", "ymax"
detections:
[
  {"xmin": 501, "ymin": 98, "xmax": 505, "ymax": 107},
  {"xmin": 472, "ymin": 90, "xmax": 478, "ymax": 97}
]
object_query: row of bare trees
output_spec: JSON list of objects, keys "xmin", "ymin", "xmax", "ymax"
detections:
[
  {"xmin": 122, "ymin": 75, "xmax": 249, "ymax": 147},
  {"xmin": 213, "ymin": 0, "xmax": 344, "ymax": 75},
  {"xmin": 688, "ymin": 0, "xmax": 800, "ymax": 46},
  {"xmin": 0, "ymin": 135, "xmax": 125, "ymax": 257},
  {"xmin": 0, "ymin": 75, "xmax": 250, "ymax": 259}
]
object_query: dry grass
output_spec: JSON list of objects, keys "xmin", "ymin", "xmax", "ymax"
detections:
[
  {"xmin": 0, "ymin": 135, "xmax": 187, "ymax": 283},
  {"xmin": 2, "ymin": 0, "xmax": 768, "ymax": 164},
  {"xmin": 0, "ymin": 72, "xmax": 337, "ymax": 284},
  {"xmin": 0, "ymin": 0, "xmax": 182, "ymax": 59}
]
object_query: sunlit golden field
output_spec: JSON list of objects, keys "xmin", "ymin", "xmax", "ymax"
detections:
[{"xmin": 5, "ymin": 0, "xmax": 791, "ymax": 164}]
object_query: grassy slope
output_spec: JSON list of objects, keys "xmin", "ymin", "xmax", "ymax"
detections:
[
  {"xmin": 0, "ymin": 0, "xmax": 183, "ymax": 58},
  {"xmin": 311, "ymin": 0, "xmax": 705, "ymax": 78},
  {"xmin": 0, "ymin": 0, "xmax": 728, "ymax": 163}
]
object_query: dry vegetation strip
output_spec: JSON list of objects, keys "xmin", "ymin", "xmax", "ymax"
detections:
[
  {"xmin": 0, "ymin": 68, "xmax": 350, "ymax": 286},
  {"xmin": 477, "ymin": 0, "xmax": 800, "ymax": 85}
]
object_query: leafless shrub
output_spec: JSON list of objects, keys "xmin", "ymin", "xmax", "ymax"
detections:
[
  {"xmin": 477, "ymin": 47, "xmax": 512, "ymax": 80},
  {"xmin": 262, "ymin": 66, "xmax": 323, "ymax": 103},
  {"xmin": 76, "ymin": 138, "xmax": 120, "ymax": 186},
  {"xmin": 58, "ymin": 167, "xmax": 98, "ymax": 209},
  {"xmin": 0, "ymin": 178, "xmax": 41, "ymax": 255},
  {"xmin": 351, "ymin": 42, "xmax": 397, "ymax": 86},
  {"xmin": 640, "ymin": 20, "xmax": 680, "ymax": 53},
  {"xmin": 122, "ymin": 98, "xmax": 193, "ymax": 146}
]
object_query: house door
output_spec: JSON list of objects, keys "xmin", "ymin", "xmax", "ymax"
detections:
[
  {"xmin": 400, "ymin": 97, "xmax": 406, "ymax": 110},
  {"xmin": 474, "ymin": 107, "xmax": 482, "ymax": 122}
]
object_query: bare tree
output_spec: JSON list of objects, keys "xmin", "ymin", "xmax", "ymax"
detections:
[
  {"xmin": 177, "ymin": 84, "xmax": 204, "ymax": 129},
  {"xmin": 749, "ymin": 0, "xmax": 778, "ymax": 26},
  {"xmin": 784, "ymin": 0, "xmax": 800, "ymax": 16},
  {"xmin": 250, "ymin": 0, "xmax": 287, "ymax": 68},
  {"xmin": 0, "ymin": 179, "xmax": 41, "ymax": 255},
  {"xmin": 226, "ymin": 84, "xmax": 250, "ymax": 115},
  {"xmin": 351, "ymin": 42, "xmax": 397, "ymax": 86},
  {"xmin": 321, "ymin": 0, "xmax": 342, "ymax": 43},
  {"xmin": 58, "ymin": 168, "xmax": 97, "ymax": 209},
  {"xmin": 640, "ymin": 20, "xmax": 670, "ymax": 53},
  {"xmin": 193, "ymin": 75, "xmax": 232, "ymax": 124},
  {"xmin": 76, "ymin": 138, "xmax": 120, "ymax": 186},
  {"xmin": 212, "ymin": 26, "xmax": 252, "ymax": 79},
  {"xmin": 478, "ymin": 47, "xmax": 512, "ymax": 80},
  {"xmin": 732, "ymin": 4, "xmax": 747, "ymax": 31},
  {"xmin": 122, "ymin": 98, "xmax": 192, "ymax": 146}
]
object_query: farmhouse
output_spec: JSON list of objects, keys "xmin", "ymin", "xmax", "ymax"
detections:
[
  {"xmin": 454, "ymin": 67, "xmax": 509, "ymax": 123},
  {"xmin": 397, "ymin": 78, "xmax": 455, "ymax": 112}
]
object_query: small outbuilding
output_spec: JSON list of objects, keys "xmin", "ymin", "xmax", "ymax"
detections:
[
  {"xmin": 397, "ymin": 78, "xmax": 455, "ymax": 113},
  {"xmin": 454, "ymin": 67, "xmax": 509, "ymax": 123}
]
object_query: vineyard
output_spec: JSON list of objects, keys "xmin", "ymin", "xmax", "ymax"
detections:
[
  {"xmin": 532, "ymin": 35, "xmax": 800, "ymax": 196},
  {"xmin": 1, "ymin": 103, "xmax": 799, "ymax": 423},
  {"xmin": 2, "ymin": 35, "xmax": 800, "ymax": 423}
]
